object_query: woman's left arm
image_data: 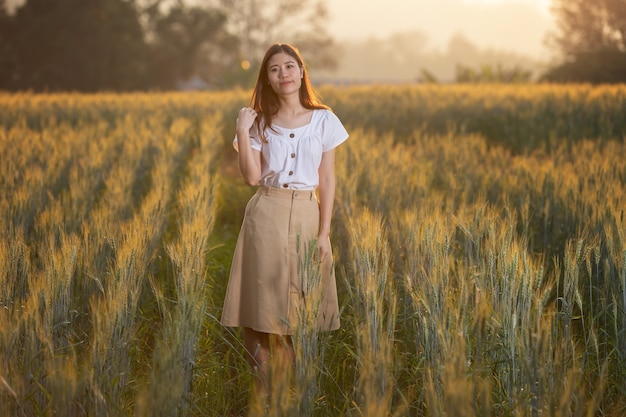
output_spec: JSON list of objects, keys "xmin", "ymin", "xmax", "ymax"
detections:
[{"xmin": 317, "ymin": 148, "xmax": 336, "ymax": 260}]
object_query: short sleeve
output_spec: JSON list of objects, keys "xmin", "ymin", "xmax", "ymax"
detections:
[
  {"xmin": 233, "ymin": 123, "xmax": 262, "ymax": 152},
  {"xmin": 322, "ymin": 110, "xmax": 349, "ymax": 152}
]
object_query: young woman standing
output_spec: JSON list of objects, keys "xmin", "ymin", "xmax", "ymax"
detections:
[{"xmin": 220, "ymin": 43, "xmax": 348, "ymax": 398}]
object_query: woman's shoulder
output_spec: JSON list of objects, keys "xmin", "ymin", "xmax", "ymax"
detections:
[
  {"xmin": 315, "ymin": 108, "xmax": 346, "ymax": 130},
  {"xmin": 312, "ymin": 108, "xmax": 340, "ymax": 123},
  {"xmin": 309, "ymin": 108, "xmax": 348, "ymax": 147},
  {"xmin": 315, "ymin": 107, "xmax": 333, "ymax": 115}
]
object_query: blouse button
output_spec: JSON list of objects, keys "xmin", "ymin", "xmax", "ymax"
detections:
[
  {"xmin": 289, "ymin": 171, "xmax": 293, "ymax": 176},
  {"xmin": 291, "ymin": 153, "xmax": 296, "ymax": 158},
  {"xmin": 282, "ymin": 184, "xmax": 289, "ymax": 188},
  {"xmin": 289, "ymin": 133, "xmax": 295, "ymax": 138}
]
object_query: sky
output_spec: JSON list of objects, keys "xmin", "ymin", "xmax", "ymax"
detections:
[
  {"xmin": 326, "ymin": 0, "xmax": 556, "ymax": 58},
  {"xmin": 4, "ymin": 0, "xmax": 556, "ymax": 59}
]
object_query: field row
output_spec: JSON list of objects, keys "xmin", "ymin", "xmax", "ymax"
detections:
[{"xmin": 1, "ymin": 89, "xmax": 625, "ymax": 416}]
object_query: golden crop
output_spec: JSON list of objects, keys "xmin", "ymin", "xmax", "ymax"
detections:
[{"xmin": 1, "ymin": 85, "xmax": 625, "ymax": 416}]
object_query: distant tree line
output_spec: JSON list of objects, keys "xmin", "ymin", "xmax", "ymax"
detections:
[
  {"xmin": 455, "ymin": 64, "xmax": 532, "ymax": 84},
  {"xmin": 0, "ymin": 0, "xmax": 624, "ymax": 91},
  {"xmin": 317, "ymin": 32, "xmax": 544, "ymax": 85},
  {"xmin": 542, "ymin": 0, "xmax": 626, "ymax": 83},
  {"xmin": 422, "ymin": 0, "xmax": 626, "ymax": 85},
  {"xmin": 0, "ymin": 0, "xmax": 334, "ymax": 91}
]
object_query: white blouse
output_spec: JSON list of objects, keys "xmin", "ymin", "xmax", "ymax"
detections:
[{"xmin": 234, "ymin": 109, "xmax": 349, "ymax": 190}]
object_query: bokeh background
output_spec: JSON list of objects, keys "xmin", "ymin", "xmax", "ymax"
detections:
[{"xmin": 2, "ymin": 0, "xmax": 625, "ymax": 91}]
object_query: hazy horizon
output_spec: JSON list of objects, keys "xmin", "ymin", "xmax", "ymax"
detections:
[
  {"xmin": 3, "ymin": 0, "xmax": 558, "ymax": 84},
  {"xmin": 327, "ymin": 0, "xmax": 556, "ymax": 59},
  {"xmin": 5, "ymin": 0, "xmax": 557, "ymax": 59}
]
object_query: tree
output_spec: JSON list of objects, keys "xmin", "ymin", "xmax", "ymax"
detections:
[
  {"xmin": 0, "ymin": 0, "xmax": 150, "ymax": 91},
  {"xmin": 0, "ymin": 0, "xmax": 17, "ymax": 87},
  {"xmin": 0, "ymin": 0, "xmax": 336, "ymax": 91},
  {"xmin": 214, "ymin": 0, "xmax": 337, "ymax": 82},
  {"xmin": 543, "ymin": 0, "xmax": 626, "ymax": 83},
  {"xmin": 144, "ymin": 1, "xmax": 232, "ymax": 89}
]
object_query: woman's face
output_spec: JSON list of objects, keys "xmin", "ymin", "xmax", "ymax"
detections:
[{"xmin": 266, "ymin": 52, "xmax": 303, "ymax": 96}]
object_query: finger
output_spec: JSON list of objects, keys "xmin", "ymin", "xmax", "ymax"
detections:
[{"xmin": 316, "ymin": 246, "xmax": 327, "ymax": 262}]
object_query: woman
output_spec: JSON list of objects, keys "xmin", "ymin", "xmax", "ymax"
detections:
[{"xmin": 220, "ymin": 43, "xmax": 348, "ymax": 396}]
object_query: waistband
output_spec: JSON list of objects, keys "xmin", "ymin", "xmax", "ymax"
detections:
[{"xmin": 257, "ymin": 186, "xmax": 316, "ymax": 200}]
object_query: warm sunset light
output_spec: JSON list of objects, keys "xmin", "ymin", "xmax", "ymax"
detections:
[
  {"xmin": 327, "ymin": 0, "xmax": 555, "ymax": 60},
  {"xmin": 2, "ymin": 0, "xmax": 626, "ymax": 415},
  {"xmin": 464, "ymin": 0, "xmax": 551, "ymax": 12}
]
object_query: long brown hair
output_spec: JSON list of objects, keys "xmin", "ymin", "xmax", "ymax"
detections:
[{"xmin": 250, "ymin": 43, "xmax": 329, "ymax": 142}]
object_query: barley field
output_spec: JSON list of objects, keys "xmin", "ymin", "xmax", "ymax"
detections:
[{"xmin": 1, "ymin": 85, "xmax": 625, "ymax": 416}]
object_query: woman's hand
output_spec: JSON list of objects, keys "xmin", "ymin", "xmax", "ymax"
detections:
[
  {"xmin": 235, "ymin": 107, "xmax": 262, "ymax": 186},
  {"xmin": 236, "ymin": 107, "xmax": 258, "ymax": 136},
  {"xmin": 317, "ymin": 234, "xmax": 331, "ymax": 263}
]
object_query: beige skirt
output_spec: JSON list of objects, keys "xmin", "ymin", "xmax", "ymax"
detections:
[{"xmin": 221, "ymin": 186, "xmax": 340, "ymax": 335}]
